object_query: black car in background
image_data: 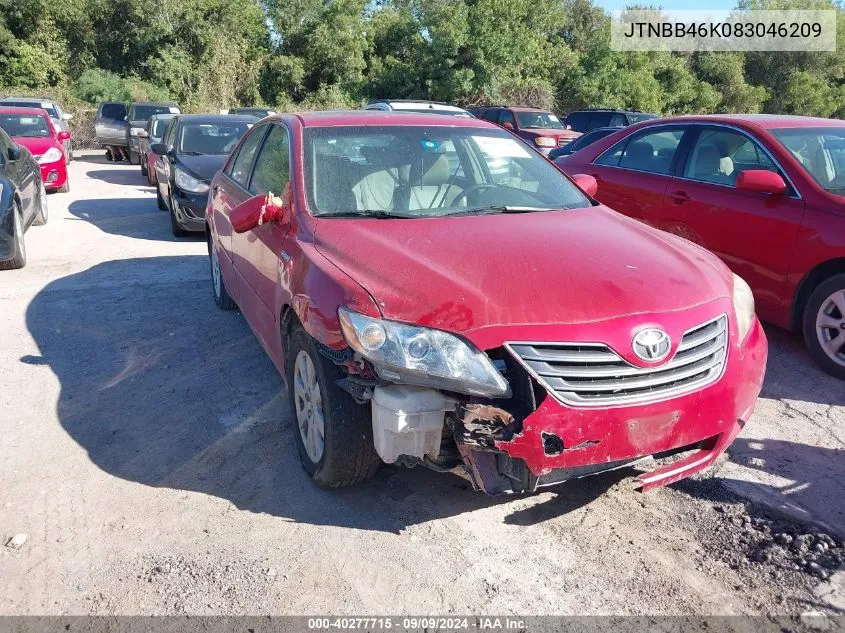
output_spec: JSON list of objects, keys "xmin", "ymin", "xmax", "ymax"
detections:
[
  {"xmin": 140, "ymin": 113, "xmax": 176, "ymax": 185},
  {"xmin": 228, "ymin": 107, "xmax": 276, "ymax": 118},
  {"xmin": 547, "ymin": 127, "xmax": 622, "ymax": 160},
  {"xmin": 126, "ymin": 102, "xmax": 180, "ymax": 165},
  {"xmin": 0, "ymin": 127, "xmax": 47, "ymax": 270},
  {"xmin": 562, "ymin": 108, "xmax": 658, "ymax": 134},
  {"xmin": 152, "ymin": 114, "xmax": 256, "ymax": 236}
]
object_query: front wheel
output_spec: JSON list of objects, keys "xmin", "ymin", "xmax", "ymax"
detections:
[
  {"xmin": 128, "ymin": 150, "xmax": 139, "ymax": 165},
  {"xmin": 286, "ymin": 326, "xmax": 380, "ymax": 487},
  {"xmin": 140, "ymin": 156, "xmax": 147, "ymax": 176},
  {"xmin": 802, "ymin": 273, "xmax": 845, "ymax": 380},
  {"xmin": 169, "ymin": 192, "xmax": 189, "ymax": 237},
  {"xmin": 58, "ymin": 174, "xmax": 70, "ymax": 194},
  {"xmin": 156, "ymin": 185, "xmax": 167, "ymax": 210}
]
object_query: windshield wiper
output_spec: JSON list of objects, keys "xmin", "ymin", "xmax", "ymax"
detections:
[
  {"xmin": 439, "ymin": 205, "xmax": 555, "ymax": 217},
  {"xmin": 317, "ymin": 210, "xmax": 420, "ymax": 219}
]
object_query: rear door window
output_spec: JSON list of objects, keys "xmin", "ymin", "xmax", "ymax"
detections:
[
  {"xmin": 587, "ymin": 112, "xmax": 612, "ymax": 130},
  {"xmin": 227, "ymin": 124, "xmax": 269, "ymax": 187},
  {"xmin": 596, "ymin": 128, "xmax": 685, "ymax": 175},
  {"xmin": 100, "ymin": 103, "xmax": 126, "ymax": 120},
  {"xmin": 565, "ymin": 111, "xmax": 590, "ymax": 132},
  {"xmin": 683, "ymin": 128, "xmax": 779, "ymax": 187},
  {"xmin": 249, "ymin": 125, "xmax": 291, "ymax": 195}
]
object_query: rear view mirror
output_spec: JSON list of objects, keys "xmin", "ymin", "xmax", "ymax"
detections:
[
  {"xmin": 7, "ymin": 146, "xmax": 21, "ymax": 161},
  {"xmin": 231, "ymin": 186, "xmax": 292, "ymax": 233},
  {"xmin": 572, "ymin": 173, "xmax": 598, "ymax": 197},
  {"xmin": 57, "ymin": 131, "xmax": 71, "ymax": 141},
  {"xmin": 736, "ymin": 170, "xmax": 787, "ymax": 195}
]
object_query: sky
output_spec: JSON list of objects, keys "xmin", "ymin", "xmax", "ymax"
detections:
[{"xmin": 594, "ymin": 0, "xmax": 738, "ymax": 9}]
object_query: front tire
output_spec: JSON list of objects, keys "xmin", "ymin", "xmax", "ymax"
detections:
[
  {"xmin": 33, "ymin": 182, "xmax": 48, "ymax": 226},
  {"xmin": 57, "ymin": 174, "xmax": 70, "ymax": 194},
  {"xmin": 0, "ymin": 205, "xmax": 26, "ymax": 270},
  {"xmin": 156, "ymin": 185, "xmax": 167, "ymax": 210},
  {"xmin": 169, "ymin": 191, "xmax": 189, "ymax": 237},
  {"xmin": 286, "ymin": 326, "xmax": 380, "ymax": 487},
  {"xmin": 128, "ymin": 150, "xmax": 139, "ymax": 165},
  {"xmin": 140, "ymin": 156, "xmax": 147, "ymax": 176},
  {"xmin": 802, "ymin": 273, "xmax": 845, "ymax": 380}
]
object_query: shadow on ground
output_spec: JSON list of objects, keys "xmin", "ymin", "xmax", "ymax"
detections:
[
  {"xmin": 87, "ymin": 168, "xmax": 153, "ymax": 188},
  {"xmin": 25, "ymin": 256, "xmax": 623, "ymax": 533},
  {"xmin": 68, "ymin": 198, "xmax": 204, "ymax": 242},
  {"xmin": 760, "ymin": 325, "xmax": 845, "ymax": 407}
]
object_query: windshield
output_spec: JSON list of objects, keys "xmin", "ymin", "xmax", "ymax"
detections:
[
  {"xmin": 514, "ymin": 111, "xmax": 564, "ymax": 129},
  {"xmin": 303, "ymin": 125, "xmax": 590, "ymax": 217},
  {"xmin": 150, "ymin": 117, "xmax": 174, "ymax": 141},
  {"xmin": 772, "ymin": 127, "xmax": 845, "ymax": 195},
  {"xmin": 627, "ymin": 113, "xmax": 659, "ymax": 124},
  {"xmin": 2, "ymin": 101, "xmax": 59, "ymax": 119},
  {"xmin": 0, "ymin": 113, "xmax": 51, "ymax": 138},
  {"xmin": 177, "ymin": 122, "xmax": 250, "ymax": 155}
]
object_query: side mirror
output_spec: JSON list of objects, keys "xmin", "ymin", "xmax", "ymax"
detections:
[
  {"xmin": 57, "ymin": 131, "xmax": 71, "ymax": 141},
  {"xmin": 736, "ymin": 170, "xmax": 787, "ymax": 195},
  {"xmin": 7, "ymin": 146, "xmax": 21, "ymax": 161},
  {"xmin": 572, "ymin": 173, "xmax": 598, "ymax": 197},
  {"xmin": 231, "ymin": 186, "xmax": 292, "ymax": 233},
  {"xmin": 502, "ymin": 122, "xmax": 515, "ymax": 131},
  {"xmin": 62, "ymin": 113, "xmax": 73, "ymax": 121},
  {"xmin": 150, "ymin": 143, "xmax": 172, "ymax": 157}
]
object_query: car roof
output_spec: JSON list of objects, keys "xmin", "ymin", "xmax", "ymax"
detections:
[
  {"xmin": 0, "ymin": 106, "xmax": 51, "ymax": 116},
  {"xmin": 130, "ymin": 102, "xmax": 178, "ymax": 107},
  {"xmin": 288, "ymin": 110, "xmax": 498, "ymax": 128},
  {"xmin": 643, "ymin": 114, "xmax": 844, "ymax": 130},
  {"xmin": 0, "ymin": 97, "xmax": 56, "ymax": 104},
  {"xmin": 173, "ymin": 114, "xmax": 257, "ymax": 123}
]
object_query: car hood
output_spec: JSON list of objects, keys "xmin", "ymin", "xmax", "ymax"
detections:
[
  {"xmin": 12, "ymin": 136, "xmax": 57, "ymax": 156},
  {"xmin": 177, "ymin": 154, "xmax": 228, "ymax": 182},
  {"xmin": 313, "ymin": 206, "xmax": 732, "ymax": 337}
]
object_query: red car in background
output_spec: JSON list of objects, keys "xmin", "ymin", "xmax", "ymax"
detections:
[
  {"xmin": 555, "ymin": 115, "xmax": 845, "ymax": 379},
  {"xmin": 471, "ymin": 106, "xmax": 580, "ymax": 154},
  {"xmin": 0, "ymin": 107, "xmax": 70, "ymax": 193},
  {"xmin": 205, "ymin": 111, "xmax": 766, "ymax": 496}
]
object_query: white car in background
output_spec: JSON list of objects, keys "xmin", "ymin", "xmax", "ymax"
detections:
[
  {"xmin": 364, "ymin": 99, "xmax": 474, "ymax": 117},
  {"xmin": 0, "ymin": 97, "xmax": 74, "ymax": 162}
]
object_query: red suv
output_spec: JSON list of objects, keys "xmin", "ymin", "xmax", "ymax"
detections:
[
  {"xmin": 471, "ymin": 106, "xmax": 579, "ymax": 154},
  {"xmin": 206, "ymin": 112, "xmax": 766, "ymax": 496},
  {"xmin": 555, "ymin": 115, "xmax": 845, "ymax": 379}
]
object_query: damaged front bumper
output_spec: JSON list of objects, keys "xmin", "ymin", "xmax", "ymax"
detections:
[{"xmin": 359, "ymin": 301, "xmax": 767, "ymax": 496}]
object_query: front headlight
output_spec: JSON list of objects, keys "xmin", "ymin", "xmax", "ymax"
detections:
[
  {"xmin": 37, "ymin": 147, "xmax": 62, "ymax": 164},
  {"xmin": 534, "ymin": 137, "xmax": 557, "ymax": 148},
  {"xmin": 174, "ymin": 168, "xmax": 209, "ymax": 194},
  {"xmin": 732, "ymin": 274, "xmax": 755, "ymax": 341},
  {"xmin": 338, "ymin": 307, "xmax": 510, "ymax": 397}
]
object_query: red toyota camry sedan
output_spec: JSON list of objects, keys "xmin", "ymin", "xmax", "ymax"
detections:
[
  {"xmin": 555, "ymin": 115, "xmax": 845, "ymax": 379},
  {"xmin": 206, "ymin": 111, "xmax": 767, "ymax": 495}
]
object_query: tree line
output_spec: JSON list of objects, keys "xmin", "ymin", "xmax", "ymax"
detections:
[{"xmin": 1, "ymin": 0, "xmax": 843, "ymax": 117}]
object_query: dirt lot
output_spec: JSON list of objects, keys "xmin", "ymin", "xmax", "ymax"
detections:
[{"xmin": 1, "ymin": 153, "xmax": 843, "ymax": 617}]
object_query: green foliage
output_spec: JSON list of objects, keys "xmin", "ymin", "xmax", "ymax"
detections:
[{"xmin": 0, "ymin": 0, "xmax": 842, "ymax": 118}]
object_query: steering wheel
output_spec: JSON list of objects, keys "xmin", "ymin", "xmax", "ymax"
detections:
[{"xmin": 454, "ymin": 183, "xmax": 498, "ymax": 207}]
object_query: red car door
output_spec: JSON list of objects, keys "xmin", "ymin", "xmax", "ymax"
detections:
[
  {"xmin": 660, "ymin": 125, "xmax": 805, "ymax": 321},
  {"xmin": 231, "ymin": 123, "xmax": 294, "ymax": 352},
  {"xmin": 210, "ymin": 123, "xmax": 271, "ymax": 302},
  {"xmin": 575, "ymin": 126, "xmax": 689, "ymax": 228}
]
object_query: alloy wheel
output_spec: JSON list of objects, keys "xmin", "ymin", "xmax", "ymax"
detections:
[
  {"xmin": 816, "ymin": 289, "xmax": 845, "ymax": 368},
  {"xmin": 293, "ymin": 350, "xmax": 325, "ymax": 463}
]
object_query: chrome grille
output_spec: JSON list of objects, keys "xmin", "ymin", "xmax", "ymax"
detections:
[{"xmin": 506, "ymin": 315, "xmax": 728, "ymax": 407}]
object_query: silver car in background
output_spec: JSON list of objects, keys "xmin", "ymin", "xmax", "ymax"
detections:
[{"xmin": 0, "ymin": 97, "xmax": 74, "ymax": 162}]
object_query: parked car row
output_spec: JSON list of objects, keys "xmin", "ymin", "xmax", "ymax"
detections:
[{"xmin": 94, "ymin": 101, "xmax": 181, "ymax": 163}]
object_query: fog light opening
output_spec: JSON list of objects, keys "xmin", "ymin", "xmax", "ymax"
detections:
[{"xmin": 542, "ymin": 432, "xmax": 564, "ymax": 456}]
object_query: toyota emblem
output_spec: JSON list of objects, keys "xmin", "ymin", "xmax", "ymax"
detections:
[{"xmin": 632, "ymin": 328, "xmax": 671, "ymax": 362}]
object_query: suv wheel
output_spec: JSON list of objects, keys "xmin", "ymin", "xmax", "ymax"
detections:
[
  {"xmin": 286, "ymin": 325, "xmax": 380, "ymax": 487},
  {"xmin": 802, "ymin": 273, "xmax": 845, "ymax": 379}
]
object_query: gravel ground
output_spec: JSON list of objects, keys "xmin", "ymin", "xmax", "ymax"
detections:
[{"xmin": 0, "ymin": 153, "xmax": 843, "ymax": 618}]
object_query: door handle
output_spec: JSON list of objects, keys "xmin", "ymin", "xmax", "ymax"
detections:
[{"xmin": 669, "ymin": 190, "xmax": 690, "ymax": 205}]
